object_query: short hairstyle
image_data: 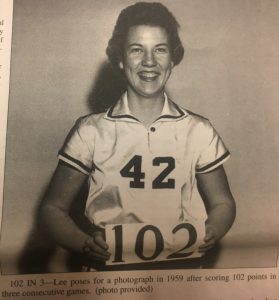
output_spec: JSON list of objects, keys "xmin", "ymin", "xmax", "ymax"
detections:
[{"xmin": 106, "ymin": 2, "xmax": 184, "ymax": 68}]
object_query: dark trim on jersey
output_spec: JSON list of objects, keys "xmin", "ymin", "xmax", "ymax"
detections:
[
  {"xmin": 58, "ymin": 159, "xmax": 89, "ymax": 174},
  {"xmin": 58, "ymin": 150, "xmax": 92, "ymax": 174},
  {"xmin": 155, "ymin": 114, "xmax": 181, "ymax": 121},
  {"xmin": 196, "ymin": 151, "xmax": 230, "ymax": 173},
  {"xmin": 108, "ymin": 98, "xmax": 186, "ymax": 122},
  {"xmin": 185, "ymin": 109, "xmax": 208, "ymax": 120},
  {"xmin": 107, "ymin": 105, "xmax": 140, "ymax": 122},
  {"xmin": 155, "ymin": 100, "xmax": 185, "ymax": 121},
  {"xmin": 171, "ymin": 100, "xmax": 186, "ymax": 116}
]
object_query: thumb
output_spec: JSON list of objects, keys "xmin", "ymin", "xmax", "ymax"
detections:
[
  {"xmin": 93, "ymin": 231, "xmax": 109, "ymax": 250},
  {"xmin": 204, "ymin": 228, "xmax": 215, "ymax": 243}
]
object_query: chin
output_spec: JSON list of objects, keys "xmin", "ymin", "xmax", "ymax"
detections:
[{"xmin": 135, "ymin": 86, "xmax": 165, "ymax": 98}]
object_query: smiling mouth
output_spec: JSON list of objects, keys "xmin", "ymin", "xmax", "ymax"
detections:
[{"xmin": 138, "ymin": 71, "xmax": 160, "ymax": 82}]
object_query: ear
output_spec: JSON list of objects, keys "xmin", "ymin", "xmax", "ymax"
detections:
[{"xmin": 119, "ymin": 61, "xmax": 124, "ymax": 69}]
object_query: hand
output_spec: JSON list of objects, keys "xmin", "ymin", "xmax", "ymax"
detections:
[
  {"xmin": 82, "ymin": 231, "xmax": 111, "ymax": 261},
  {"xmin": 199, "ymin": 226, "xmax": 216, "ymax": 253}
]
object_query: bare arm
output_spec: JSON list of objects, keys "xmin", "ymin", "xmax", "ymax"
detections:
[
  {"xmin": 39, "ymin": 162, "xmax": 110, "ymax": 261},
  {"xmin": 196, "ymin": 165, "xmax": 236, "ymax": 252}
]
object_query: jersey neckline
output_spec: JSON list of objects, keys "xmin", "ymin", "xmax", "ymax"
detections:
[{"xmin": 104, "ymin": 92, "xmax": 188, "ymax": 123}]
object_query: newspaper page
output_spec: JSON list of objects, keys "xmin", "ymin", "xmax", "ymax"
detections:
[{"xmin": 0, "ymin": 0, "xmax": 278, "ymax": 299}]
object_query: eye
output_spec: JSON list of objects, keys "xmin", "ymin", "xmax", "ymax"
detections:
[
  {"xmin": 129, "ymin": 47, "xmax": 143, "ymax": 54},
  {"xmin": 154, "ymin": 47, "xmax": 168, "ymax": 54}
]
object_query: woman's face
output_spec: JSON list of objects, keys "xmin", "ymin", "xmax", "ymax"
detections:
[{"xmin": 120, "ymin": 25, "xmax": 173, "ymax": 99}]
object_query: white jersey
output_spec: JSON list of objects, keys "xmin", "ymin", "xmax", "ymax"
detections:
[{"xmin": 58, "ymin": 93, "xmax": 230, "ymax": 227}]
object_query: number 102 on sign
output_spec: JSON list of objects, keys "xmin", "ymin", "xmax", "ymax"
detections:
[{"xmin": 105, "ymin": 221, "xmax": 205, "ymax": 265}]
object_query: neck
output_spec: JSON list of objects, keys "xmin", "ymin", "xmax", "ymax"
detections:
[{"xmin": 126, "ymin": 89, "xmax": 165, "ymax": 127}]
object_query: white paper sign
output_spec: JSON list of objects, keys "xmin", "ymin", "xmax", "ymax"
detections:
[{"xmin": 106, "ymin": 221, "xmax": 205, "ymax": 265}]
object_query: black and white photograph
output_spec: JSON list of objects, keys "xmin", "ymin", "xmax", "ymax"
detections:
[{"xmin": 1, "ymin": 0, "xmax": 279, "ymax": 278}]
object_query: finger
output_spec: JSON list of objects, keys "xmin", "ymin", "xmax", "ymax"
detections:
[
  {"xmin": 198, "ymin": 243, "xmax": 215, "ymax": 253},
  {"xmin": 199, "ymin": 238, "xmax": 215, "ymax": 249},
  {"xmin": 90, "ymin": 242, "xmax": 111, "ymax": 256},
  {"xmin": 93, "ymin": 232, "xmax": 109, "ymax": 250},
  {"xmin": 204, "ymin": 230, "xmax": 215, "ymax": 243},
  {"xmin": 85, "ymin": 237, "xmax": 110, "ymax": 256},
  {"xmin": 87, "ymin": 251, "xmax": 111, "ymax": 261},
  {"xmin": 199, "ymin": 236, "xmax": 215, "ymax": 251},
  {"xmin": 83, "ymin": 243, "xmax": 110, "ymax": 259}
]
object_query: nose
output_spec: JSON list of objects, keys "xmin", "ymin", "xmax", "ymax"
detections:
[{"xmin": 142, "ymin": 51, "xmax": 156, "ymax": 67}]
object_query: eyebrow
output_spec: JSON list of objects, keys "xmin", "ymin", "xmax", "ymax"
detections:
[
  {"xmin": 127, "ymin": 43, "xmax": 169, "ymax": 48},
  {"xmin": 127, "ymin": 43, "xmax": 142, "ymax": 48},
  {"xmin": 155, "ymin": 43, "xmax": 169, "ymax": 47}
]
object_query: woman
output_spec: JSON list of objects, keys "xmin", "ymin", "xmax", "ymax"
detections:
[{"xmin": 40, "ymin": 2, "xmax": 235, "ymax": 270}]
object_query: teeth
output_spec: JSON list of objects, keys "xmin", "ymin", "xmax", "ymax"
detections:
[{"xmin": 138, "ymin": 72, "xmax": 158, "ymax": 78}]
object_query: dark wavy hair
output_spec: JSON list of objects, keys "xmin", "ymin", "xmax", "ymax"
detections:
[{"xmin": 106, "ymin": 2, "xmax": 184, "ymax": 68}]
